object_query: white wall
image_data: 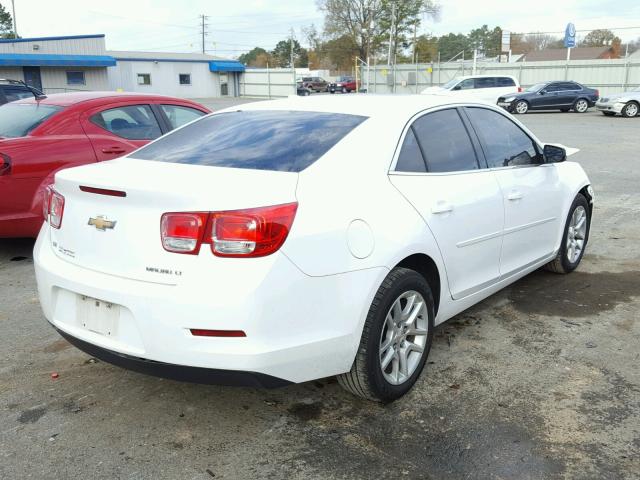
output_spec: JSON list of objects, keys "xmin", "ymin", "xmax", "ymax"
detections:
[
  {"xmin": 108, "ymin": 61, "xmax": 220, "ymax": 98},
  {"xmin": 240, "ymin": 68, "xmax": 297, "ymax": 98},
  {"xmin": 0, "ymin": 37, "xmax": 106, "ymax": 55},
  {"xmin": 41, "ymin": 67, "xmax": 109, "ymax": 93}
]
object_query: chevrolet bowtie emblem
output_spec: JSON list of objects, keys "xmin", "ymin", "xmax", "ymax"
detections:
[{"xmin": 88, "ymin": 215, "xmax": 116, "ymax": 231}]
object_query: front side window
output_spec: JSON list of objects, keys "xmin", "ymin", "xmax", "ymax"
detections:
[
  {"xmin": 179, "ymin": 74, "xmax": 191, "ymax": 85},
  {"xmin": 66, "ymin": 71, "xmax": 85, "ymax": 85},
  {"xmin": 457, "ymin": 79, "xmax": 474, "ymax": 90},
  {"xmin": 0, "ymin": 104, "xmax": 61, "ymax": 137},
  {"xmin": 137, "ymin": 73, "xmax": 151, "ymax": 86},
  {"xmin": 132, "ymin": 110, "xmax": 367, "ymax": 173},
  {"xmin": 410, "ymin": 109, "xmax": 479, "ymax": 173},
  {"xmin": 90, "ymin": 105, "xmax": 162, "ymax": 140},
  {"xmin": 160, "ymin": 104, "xmax": 205, "ymax": 130},
  {"xmin": 465, "ymin": 107, "xmax": 542, "ymax": 168}
]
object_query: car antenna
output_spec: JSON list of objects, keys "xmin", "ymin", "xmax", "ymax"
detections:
[{"xmin": 18, "ymin": 80, "xmax": 47, "ymax": 101}]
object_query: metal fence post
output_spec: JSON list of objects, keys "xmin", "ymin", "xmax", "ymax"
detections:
[{"xmin": 267, "ymin": 64, "xmax": 271, "ymax": 99}]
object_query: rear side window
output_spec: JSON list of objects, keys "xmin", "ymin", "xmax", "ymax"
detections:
[
  {"xmin": 465, "ymin": 107, "xmax": 542, "ymax": 168},
  {"xmin": 410, "ymin": 109, "xmax": 479, "ymax": 173},
  {"xmin": 91, "ymin": 105, "xmax": 162, "ymax": 140},
  {"xmin": 497, "ymin": 77, "xmax": 516, "ymax": 87},
  {"xmin": 475, "ymin": 77, "xmax": 496, "ymax": 89},
  {"xmin": 396, "ymin": 128, "xmax": 426, "ymax": 172},
  {"xmin": 2, "ymin": 87, "xmax": 35, "ymax": 102},
  {"xmin": 132, "ymin": 110, "xmax": 367, "ymax": 172},
  {"xmin": 160, "ymin": 104, "xmax": 205, "ymax": 130},
  {"xmin": 0, "ymin": 103, "xmax": 61, "ymax": 137}
]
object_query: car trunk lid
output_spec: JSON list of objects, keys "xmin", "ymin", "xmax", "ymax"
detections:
[{"xmin": 49, "ymin": 158, "xmax": 298, "ymax": 284}]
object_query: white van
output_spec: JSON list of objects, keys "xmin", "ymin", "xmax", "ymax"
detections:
[{"xmin": 422, "ymin": 75, "xmax": 521, "ymax": 103}]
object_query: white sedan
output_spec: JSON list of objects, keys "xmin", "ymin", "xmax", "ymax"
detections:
[{"xmin": 35, "ymin": 95, "xmax": 593, "ymax": 402}]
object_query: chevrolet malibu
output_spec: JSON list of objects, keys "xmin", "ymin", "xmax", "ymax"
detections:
[{"xmin": 34, "ymin": 95, "xmax": 593, "ymax": 402}]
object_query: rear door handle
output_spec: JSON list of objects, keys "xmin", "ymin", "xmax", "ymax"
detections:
[
  {"xmin": 507, "ymin": 190, "xmax": 523, "ymax": 201},
  {"xmin": 101, "ymin": 147, "xmax": 126, "ymax": 154},
  {"xmin": 432, "ymin": 201, "xmax": 453, "ymax": 214}
]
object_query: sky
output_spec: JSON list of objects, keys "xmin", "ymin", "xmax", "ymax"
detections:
[{"xmin": 7, "ymin": 0, "xmax": 640, "ymax": 58}]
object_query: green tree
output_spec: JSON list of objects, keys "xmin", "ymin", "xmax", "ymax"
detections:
[
  {"xmin": 324, "ymin": 34, "xmax": 360, "ymax": 71},
  {"xmin": 437, "ymin": 33, "xmax": 471, "ymax": 61},
  {"xmin": 271, "ymin": 39, "xmax": 308, "ymax": 68},
  {"xmin": 581, "ymin": 29, "xmax": 619, "ymax": 47},
  {"xmin": 414, "ymin": 34, "xmax": 438, "ymax": 62},
  {"xmin": 377, "ymin": 0, "xmax": 440, "ymax": 63},
  {"xmin": 0, "ymin": 3, "xmax": 16, "ymax": 39},
  {"xmin": 238, "ymin": 47, "xmax": 268, "ymax": 66},
  {"xmin": 467, "ymin": 25, "xmax": 502, "ymax": 57}
]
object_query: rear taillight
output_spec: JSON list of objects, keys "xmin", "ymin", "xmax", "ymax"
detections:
[
  {"xmin": 0, "ymin": 153, "xmax": 10, "ymax": 176},
  {"xmin": 595, "ymin": 89, "xmax": 600, "ymax": 98},
  {"xmin": 211, "ymin": 203, "xmax": 298, "ymax": 258},
  {"xmin": 160, "ymin": 212, "xmax": 208, "ymax": 254},
  {"xmin": 518, "ymin": 87, "xmax": 523, "ymax": 92},
  {"xmin": 160, "ymin": 203, "xmax": 298, "ymax": 258},
  {"xmin": 43, "ymin": 185, "xmax": 65, "ymax": 229}
]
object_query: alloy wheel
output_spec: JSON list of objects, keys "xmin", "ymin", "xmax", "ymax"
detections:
[
  {"xmin": 515, "ymin": 101, "xmax": 528, "ymax": 114},
  {"xmin": 575, "ymin": 100, "xmax": 588, "ymax": 112},
  {"xmin": 624, "ymin": 103, "xmax": 638, "ymax": 117},
  {"xmin": 379, "ymin": 290, "xmax": 429, "ymax": 385},
  {"xmin": 566, "ymin": 206, "xmax": 587, "ymax": 263}
]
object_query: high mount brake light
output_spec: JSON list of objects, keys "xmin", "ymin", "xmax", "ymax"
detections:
[
  {"xmin": 160, "ymin": 203, "xmax": 298, "ymax": 257},
  {"xmin": 43, "ymin": 185, "xmax": 65, "ymax": 229}
]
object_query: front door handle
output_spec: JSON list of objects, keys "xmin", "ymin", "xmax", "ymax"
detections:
[
  {"xmin": 507, "ymin": 190, "xmax": 524, "ymax": 201},
  {"xmin": 101, "ymin": 147, "xmax": 126, "ymax": 154},
  {"xmin": 432, "ymin": 201, "xmax": 453, "ymax": 214}
]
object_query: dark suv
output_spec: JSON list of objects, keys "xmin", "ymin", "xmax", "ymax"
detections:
[
  {"xmin": 497, "ymin": 81, "xmax": 599, "ymax": 114},
  {"xmin": 0, "ymin": 79, "xmax": 42, "ymax": 105}
]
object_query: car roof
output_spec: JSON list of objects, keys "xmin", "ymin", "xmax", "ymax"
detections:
[
  {"xmin": 456, "ymin": 74, "xmax": 517, "ymax": 80},
  {"xmin": 12, "ymin": 91, "xmax": 197, "ymax": 107},
  {"xmin": 228, "ymin": 93, "xmax": 495, "ymax": 120}
]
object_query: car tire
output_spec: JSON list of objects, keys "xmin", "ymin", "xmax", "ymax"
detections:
[
  {"xmin": 573, "ymin": 98, "xmax": 589, "ymax": 113},
  {"xmin": 330, "ymin": 90, "xmax": 335, "ymax": 94},
  {"xmin": 514, "ymin": 100, "xmax": 529, "ymax": 114},
  {"xmin": 342, "ymin": 87, "xmax": 347, "ymax": 93},
  {"xmin": 544, "ymin": 193, "xmax": 590, "ymax": 274},
  {"xmin": 621, "ymin": 101, "xmax": 639, "ymax": 118},
  {"xmin": 337, "ymin": 267, "xmax": 434, "ymax": 402},
  {"xmin": 602, "ymin": 111, "xmax": 616, "ymax": 116}
]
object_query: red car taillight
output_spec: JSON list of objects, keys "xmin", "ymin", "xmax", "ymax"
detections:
[
  {"xmin": 160, "ymin": 212, "xmax": 208, "ymax": 254},
  {"xmin": 518, "ymin": 87, "xmax": 523, "ymax": 92},
  {"xmin": 160, "ymin": 203, "xmax": 298, "ymax": 258},
  {"xmin": 595, "ymin": 89, "xmax": 600, "ymax": 98},
  {"xmin": 43, "ymin": 185, "xmax": 65, "ymax": 229},
  {"xmin": 211, "ymin": 203, "xmax": 298, "ymax": 257}
]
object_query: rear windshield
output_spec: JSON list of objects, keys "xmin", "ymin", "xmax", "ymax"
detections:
[
  {"xmin": 0, "ymin": 104, "xmax": 61, "ymax": 137},
  {"xmin": 132, "ymin": 110, "xmax": 368, "ymax": 172}
]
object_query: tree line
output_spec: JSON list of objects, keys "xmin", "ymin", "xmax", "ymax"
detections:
[{"xmin": 239, "ymin": 0, "xmax": 639, "ymax": 71}]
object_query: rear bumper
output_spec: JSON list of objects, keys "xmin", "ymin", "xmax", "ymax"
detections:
[
  {"xmin": 55, "ymin": 326, "xmax": 291, "ymax": 388},
  {"xmin": 34, "ymin": 224, "xmax": 386, "ymax": 384}
]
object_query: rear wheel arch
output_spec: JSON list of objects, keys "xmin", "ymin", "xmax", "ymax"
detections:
[{"xmin": 394, "ymin": 253, "xmax": 441, "ymax": 316}]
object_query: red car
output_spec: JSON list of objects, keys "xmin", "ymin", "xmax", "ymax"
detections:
[
  {"xmin": 329, "ymin": 76, "xmax": 357, "ymax": 93},
  {"xmin": 0, "ymin": 92, "xmax": 210, "ymax": 238}
]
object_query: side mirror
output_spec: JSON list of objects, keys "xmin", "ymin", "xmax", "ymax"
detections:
[
  {"xmin": 452, "ymin": 85, "xmax": 461, "ymax": 91},
  {"xmin": 543, "ymin": 144, "xmax": 566, "ymax": 163},
  {"xmin": 539, "ymin": 90, "xmax": 546, "ymax": 95}
]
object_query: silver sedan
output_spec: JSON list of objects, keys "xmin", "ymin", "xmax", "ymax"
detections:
[{"xmin": 596, "ymin": 86, "xmax": 640, "ymax": 117}]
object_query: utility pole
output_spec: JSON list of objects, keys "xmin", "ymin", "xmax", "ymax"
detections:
[
  {"xmin": 387, "ymin": 1, "xmax": 396, "ymax": 66},
  {"xmin": 11, "ymin": 0, "xmax": 17, "ymax": 38},
  {"xmin": 290, "ymin": 28, "xmax": 295, "ymax": 68},
  {"xmin": 199, "ymin": 14, "xmax": 209, "ymax": 54}
]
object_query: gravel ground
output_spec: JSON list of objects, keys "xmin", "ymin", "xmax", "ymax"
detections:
[{"xmin": 0, "ymin": 101, "xmax": 638, "ymax": 480}]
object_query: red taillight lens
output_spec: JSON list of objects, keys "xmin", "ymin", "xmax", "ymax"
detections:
[
  {"xmin": 595, "ymin": 89, "xmax": 600, "ymax": 98},
  {"xmin": 190, "ymin": 329, "xmax": 246, "ymax": 337},
  {"xmin": 518, "ymin": 87, "xmax": 523, "ymax": 92},
  {"xmin": 44, "ymin": 186, "xmax": 65, "ymax": 229},
  {"xmin": 161, "ymin": 212, "xmax": 207, "ymax": 254},
  {"xmin": 211, "ymin": 202, "xmax": 298, "ymax": 257}
]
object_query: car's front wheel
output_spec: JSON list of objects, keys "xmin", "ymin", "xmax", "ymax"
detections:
[
  {"xmin": 621, "ymin": 102, "xmax": 639, "ymax": 118},
  {"xmin": 573, "ymin": 98, "xmax": 589, "ymax": 113},
  {"xmin": 514, "ymin": 100, "xmax": 529, "ymax": 114},
  {"xmin": 545, "ymin": 193, "xmax": 590, "ymax": 274},
  {"xmin": 338, "ymin": 267, "xmax": 434, "ymax": 402}
]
